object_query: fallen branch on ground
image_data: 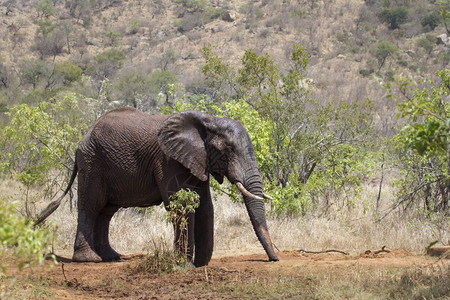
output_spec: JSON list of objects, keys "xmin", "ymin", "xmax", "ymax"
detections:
[
  {"xmin": 364, "ymin": 246, "xmax": 391, "ymax": 255},
  {"xmin": 296, "ymin": 249, "xmax": 349, "ymax": 255}
]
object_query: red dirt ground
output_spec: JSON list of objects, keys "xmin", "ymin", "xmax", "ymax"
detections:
[{"xmin": 22, "ymin": 248, "xmax": 447, "ymax": 299}]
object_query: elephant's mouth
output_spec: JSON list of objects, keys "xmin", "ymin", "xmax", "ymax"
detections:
[{"xmin": 235, "ymin": 182, "xmax": 272, "ymax": 201}]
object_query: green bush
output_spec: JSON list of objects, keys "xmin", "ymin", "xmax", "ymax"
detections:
[
  {"xmin": 167, "ymin": 189, "xmax": 200, "ymax": 258},
  {"xmin": 166, "ymin": 44, "xmax": 375, "ymax": 215},
  {"xmin": 416, "ymin": 35, "xmax": 437, "ymax": 55},
  {"xmin": 375, "ymin": 41, "xmax": 399, "ymax": 69},
  {"xmin": 421, "ymin": 12, "xmax": 441, "ymax": 32},
  {"xmin": 54, "ymin": 61, "xmax": 82, "ymax": 85},
  {"xmin": 359, "ymin": 69, "xmax": 374, "ymax": 77},
  {"xmin": 388, "ymin": 70, "xmax": 450, "ymax": 213},
  {"xmin": 378, "ymin": 8, "xmax": 408, "ymax": 30},
  {"xmin": 94, "ymin": 49, "xmax": 126, "ymax": 64},
  {"xmin": 0, "ymin": 198, "xmax": 54, "ymax": 274}
]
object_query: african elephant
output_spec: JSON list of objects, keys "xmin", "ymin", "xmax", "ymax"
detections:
[{"xmin": 36, "ymin": 107, "xmax": 279, "ymax": 266}]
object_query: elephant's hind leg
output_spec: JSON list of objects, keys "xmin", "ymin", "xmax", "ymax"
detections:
[
  {"xmin": 73, "ymin": 209, "xmax": 102, "ymax": 262},
  {"xmin": 72, "ymin": 169, "xmax": 105, "ymax": 263},
  {"xmin": 94, "ymin": 204, "xmax": 121, "ymax": 261}
]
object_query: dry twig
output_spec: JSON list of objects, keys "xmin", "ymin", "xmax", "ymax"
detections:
[
  {"xmin": 364, "ymin": 246, "xmax": 391, "ymax": 255},
  {"xmin": 296, "ymin": 249, "xmax": 349, "ymax": 255}
]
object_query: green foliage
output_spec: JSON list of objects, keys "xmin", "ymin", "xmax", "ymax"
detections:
[
  {"xmin": 19, "ymin": 59, "xmax": 51, "ymax": 90},
  {"xmin": 128, "ymin": 18, "xmax": 141, "ymax": 35},
  {"xmin": 389, "ymin": 70, "xmax": 449, "ymax": 213},
  {"xmin": 421, "ymin": 12, "xmax": 441, "ymax": 32},
  {"xmin": 36, "ymin": 19, "xmax": 56, "ymax": 36},
  {"xmin": 167, "ymin": 189, "xmax": 200, "ymax": 258},
  {"xmin": 36, "ymin": 0, "xmax": 54, "ymax": 18},
  {"xmin": 375, "ymin": 41, "xmax": 398, "ymax": 69},
  {"xmin": 102, "ymin": 28, "xmax": 123, "ymax": 46},
  {"xmin": 416, "ymin": 35, "xmax": 437, "ymax": 55},
  {"xmin": 173, "ymin": 0, "xmax": 224, "ymax": 32},
  {"xmin": 87, "ymin": 49, "xmax": 127, "ymax": 80},
  {"xmin": 0, "ymin": 93, "xmax": 96, "ymax": 213},
  {"xmin": 54, "ymin": 61, "xmax": 82, "ymax": 85},
  {"xmin": 113, "ymin": 70, "xmax": 152, "ymax": 108},
  {"xmin": 150, "ymin": 70, "xmax": 177, "ymax": 106},
  {"xmin": 396, "ymin": 70, "xmax": 449, "ymax": 158},
  {"xmin": 360, "ymin": 69, "xmax": 374, "ymax": 77},
  {"xmin": 438, "ymin": 0, "xmax": 450, "ymax": 34},
  {"xmin": 378, "ymin": 8, "xmax": 408, "ymax": 30},
  {"xmin": 0, "ymin": 198, "xmax": 54, "ymax": 274},
  {"xmin": 182, "ymin": 44, "xmax": 375, "ymax": 215},
  {"xmin": 94, "ymin": 49, "xmax": 126, "ymax": 64}
]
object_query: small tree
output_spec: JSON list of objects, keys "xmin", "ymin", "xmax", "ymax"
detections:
[
  {"xmin": 35, "ymin": 0, "xmax": 54, "ymax": 19},
  {"xmin": 166, "ymin": 189, "xmax": 200, "ymax": 259},
  {"xmin": 195, "ymin": 44, "xmax": 375, "ymax": 215},
  {"xmin": 150, "ymin": 70, "xmax": 177, "ymax": 106},
  {"xmin": 54, "ymin": 61, "xmax": 82, "ymax": 85},
  {"xmin": 0, "ymin": 198, "xmax": 55, "ymax": 298},
  {"xmin": 113, "ymin": 70, "xmax": 152, "ymax": 108},
  {"xmin": 378, "ymin": 8, "xmax": 408, "ymax": 30},
  {"xmin": 375, "ymin": 41, "xmax": 398, "ymax": 70},
  {"xmin": 421, "ymin": 12, "xmax": 441, "ymax": 32},
  {"xmin": 19, "ymin": 59, "xmax": 51, "ymax": 90},
  {"xmin": 102, "ymin": 28, "xmax": 122, "ymax": 47},
  {"xmin": 389, "ymin": 70, "xmax": 449, "ymax": 213},
  {"xmin": 0, "ymin": 93, "xmax": 99, "ymax": 216}
]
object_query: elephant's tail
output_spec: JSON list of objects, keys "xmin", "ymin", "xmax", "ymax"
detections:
[{"xmin": 34, "ymin": 159, "xmax": 78, "ymax": 226}]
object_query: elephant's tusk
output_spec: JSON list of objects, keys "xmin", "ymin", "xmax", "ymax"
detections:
[
  {"xmin": 235, "ymin": 182, "xmax": 264, "ymax": 201},
  {"xmin": 263, "ymin": 193, "xmax": 273, "ymax": 201}
]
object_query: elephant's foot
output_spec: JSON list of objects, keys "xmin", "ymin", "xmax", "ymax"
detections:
[
  {"xmin": 72, "ymin": 247, "xmax": 102, "ymax": 263},
  {"xmin": 97, "ymin": 246, "xmax": 121, "ymax": 262}
]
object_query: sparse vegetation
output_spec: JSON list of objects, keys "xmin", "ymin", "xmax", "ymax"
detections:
[{"xmin": 0, "ymin": 0, "xmax": 448, "ymax": 298}]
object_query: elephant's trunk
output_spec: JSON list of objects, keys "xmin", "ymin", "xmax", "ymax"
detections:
[{"xmin": 237, "ymin": 172, "xmax": 279, "ymax": 262}]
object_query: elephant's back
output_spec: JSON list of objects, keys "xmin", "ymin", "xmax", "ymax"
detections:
[
  {"xmin": 98, "ymin": 107, "xmax": 168, "ymax": 128},
  {"xmin": 79, "ymin": 107, "xmax": 168, "ymax": 171},
  {"xmin": 90, "ymin": 107, "xmax": 168, "ymax": 139}
]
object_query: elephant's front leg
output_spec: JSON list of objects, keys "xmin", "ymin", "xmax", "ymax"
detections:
[
  {"xmin": 173, "ymin": 211, "xmax": 195, "ymax": 263},
  {"xmin": 194, "ymin": 183, "xmax": 214, "ymax": 267}
]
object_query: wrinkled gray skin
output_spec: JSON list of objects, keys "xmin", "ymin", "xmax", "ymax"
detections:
[{"xmin": 36, "ymin": 107, "xmax": 279, "ymax": 266}]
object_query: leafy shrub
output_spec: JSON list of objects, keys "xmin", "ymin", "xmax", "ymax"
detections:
[
  {"xmin": 102, "ymin": 28, "xmax": 122, "ymax": 46},
  {"xmin": 167, "ymin": 189, "xmax": 199, "ymax": 259},
  {"xmin": 388, "ymin": 70, "xmax": 450, "ymax": 213},
  {"xmin": 0, "ymin": 93, "xmax": 98, "ymax": 215},
  {"xmin": 359, "ymin": 69, "xmax": 374, "ymax": 77},
  {"xmin": 128, "ymin": 18, "xmax": 141, "ymax": 35},
  {"xmin": 378, "ymin": 8, "xmax": 408, "ymax": 30},
  {"xmin": 54, "ymin": 61, "xmax": 82, "ymax": 85},
  {"xmin": 87, "ymin": 49, "xmax": 126, "ymax": 79},
  {"xmin": 166, "ymin": 44, "xmax": 375, "ymax": 215},
  {"xmin": 375, "ymin": 41, "xmax": 399, "ymax": 69},
  {"xmin": 416, "ymin": 35, "xmax": 437, "ymax": 55},
  {"xmin": 94, "ymin": 49, "xmax": 126, "ymax": 64},
  {"xmin": 397, "ymin": 60, "xmax": 408, "ymax": 67},
  {"xmin": 0, "ymin": 198, "xmax": 54, "ymax": 274},
  {"xmin": 421, "ymin": 12, "xmax": 441, "ymax": 32}
]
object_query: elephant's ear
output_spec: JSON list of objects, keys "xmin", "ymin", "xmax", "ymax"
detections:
[{"xmin": 157, "ymin": 111, "xmax": 210, "ymax": 181}]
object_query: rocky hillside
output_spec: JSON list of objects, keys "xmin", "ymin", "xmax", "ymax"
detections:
[{"xmin": 0, "ymin": 0, "xmax": 448, "ymax": 132}]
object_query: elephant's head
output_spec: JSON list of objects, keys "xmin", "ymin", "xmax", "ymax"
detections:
[{"xmin": 157, "ymin": 111, "xmax": 279, "ymax": 262}]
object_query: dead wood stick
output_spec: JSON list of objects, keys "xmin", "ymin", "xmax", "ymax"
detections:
[
  {"xmin": 296, "ymin": 249, "xmax": 349, "ymax": 255},
  {"xmin": 364, "ymin": 246, "xmax": 391, "ymax": 255}
]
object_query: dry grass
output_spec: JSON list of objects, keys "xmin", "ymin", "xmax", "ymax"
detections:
[{"xmin": 0, "ymin": 179, "xmax": 448, "ymax": 259}]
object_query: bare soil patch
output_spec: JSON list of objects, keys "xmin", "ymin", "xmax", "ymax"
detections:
[{"xmin": 20, "ymin": 249, "xmax": 447, "ymax": 299}]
